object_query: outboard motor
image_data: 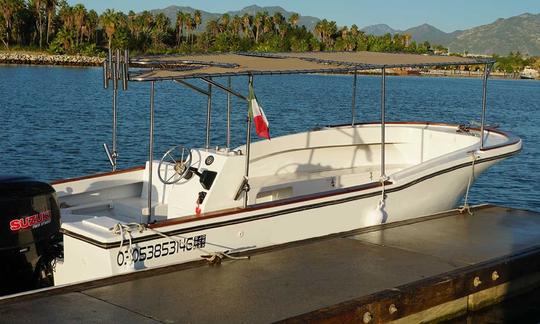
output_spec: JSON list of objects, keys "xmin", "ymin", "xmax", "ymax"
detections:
[{"xmin": 0, "ymin": 176, "xmax": 62, "ymax": 295}]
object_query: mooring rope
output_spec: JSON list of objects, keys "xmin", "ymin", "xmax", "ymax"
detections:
[
  {"xmin": 144, "ymin": 227, "xmax": 250, "ymax": 263},
  {"xmin": 459, "ymin": 151, "xmax": 479, "ymax": 215},
  {"xmin": 380, "ymin": 175, "xmax": 388, "ymax": 202},
  {"xmin": 111, "ymin": 222, "xmax": 145, "ymax": 265}
]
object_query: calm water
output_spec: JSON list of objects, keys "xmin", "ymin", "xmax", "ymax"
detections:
[{"xmin": 1, "ymin": 65, "xmax": 538, "ymax": 211}]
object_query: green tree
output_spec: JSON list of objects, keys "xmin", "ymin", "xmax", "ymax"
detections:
[
  {"xmin": 193, "ymin": 10, "xmax": 201, "ymax": 32},
  {"xmin": 72, "ymin": 3, "xmax": 86, "ymax": 45},
  {"xmin": 151, "ymin": 12, "xmax": 169, "ymax": 48},
  {"xmin": 288, "ymin": 12, "xmax": 299, "ymax": 27},
  {"xmin": 85, "ymin": 9, "xmax": 97, "ymax": 42},
  {"xmin": 0, "ymin": 0, "xmax": 24, "ymax": 48},
  {"xmin": 241, "ymin": 13, "xmax": 252, "ymax": 39},
  {"xmin": 31, "ymin": 0, "xmax": 45, "ymax": 48},
  {"xmin": 100, "ymin": 8, "xmax": 121, "ymax": 49},
  {"xmin": 44, "ymin": 0, "xmax": 56, "ymax": 44}
]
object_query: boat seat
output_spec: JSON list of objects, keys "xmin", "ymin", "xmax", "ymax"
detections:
[
  {"xmin": 113, "ymin": 197, "xmax": 168, "ymax": 222},
  {"xmin": 248, "ymin": 164, "xmax": 411, "ymax": 203},
  {"xmin": 61, "ymin": 198, "xmax": 168, "ymax": 224},
  {"xmin": 249, "ymin": 163, "xmax": 410, "ymax": 188}
]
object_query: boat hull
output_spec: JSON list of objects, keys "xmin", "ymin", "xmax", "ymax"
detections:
[{"xmin": 54, "ymin": 154, "xmax": 501, "ymax": 285}]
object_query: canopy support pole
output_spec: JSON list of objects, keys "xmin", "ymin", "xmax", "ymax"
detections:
[
  {"xmin": 205, "ymin": 79, "xmax": 212, "ymax": 149},
  {"xmin": 351, "ymin": 69, "xmax": 358, "ymax": 126},
  {"xmin": 111, "ymin": 49, "xmax": 120, "ymax": 171},
  {"xmin": 244, "ymin": 75, "xmax": 253, "ymax": 208},
  {"xmin": 111, "ymin": 49, "xmax": 119, "ymax": 171},
  {"xmin": 174, "ymin": 80, "xmax": 210, "ymax": 96},
  {"xmin": 227, "ymin": 76, "xmax": 232, "ymax": 148},
  {"xmin": 480, "ymin": 63, "xmax": 492, "ymax": 150},
  {"xmin": 380, "ymin": 67, "xmax": 387, "ymax": 179},
  {"xmin": 200, "ymin": 77, "xmax": 248, "ymax": 101},
  {"xmin": 146, "ymin": 81, "xmax": 155, "ymax": 224},
  {"xmin": 103, "ymin": 49, "xmax": 129, "ymax": 172}
]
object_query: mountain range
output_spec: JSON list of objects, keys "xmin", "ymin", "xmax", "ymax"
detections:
[
  {"xmin": 150, "ymin": 5, "xmax": 320, "ymax": 32},
  {"xmin": 361, "ymin": 13, "xmax": 540, "ymax": 56},
  {"xmin": 149, "ymin": 5, "xmax": 540, "ymax": 56}
]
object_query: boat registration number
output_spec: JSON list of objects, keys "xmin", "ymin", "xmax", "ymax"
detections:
[{"xmin": 116, "ymin": 234, "xmax": 207, "ymax": 266}]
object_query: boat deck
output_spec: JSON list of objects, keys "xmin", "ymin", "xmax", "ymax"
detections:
[{"xmin": 2, "ymin": 205, "xmax": 540, "ymax": 323}]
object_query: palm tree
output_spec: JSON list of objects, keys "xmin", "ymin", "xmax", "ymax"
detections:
[
  {"xmin": 313, "ymin": 21, "xmax": 323, "ymax": 42},
  {"xmin": 350, "ymin": 24, "xmax": 359, "ymax": 37},
  {"xmin": 241, "ymin": 13, "xmax": 252, "ymax": 39},
  {"xmin": 184, "ymin": 13, "xmax": 193, "ymax": 45},
  {"xmin": 314, "ymin": 19, "xmax": 337, "ymax": 49},
  {"xmin": 253, "ymin": 12, "xmax": 263, "ymax": 43},
  {"xmin": 86, "ymin": 9, "xmax": 98, "ymax": 43},
  {"xmin": 206, "ymin": 19, "xmax": 218, "ymax": 37},
  {"xmin": 288, "ymin": 13, "xmax": 299, "ymax": 27},
  {"xmin": 58, "ymin": 3, "xmax": 74, "ymax": 32},
  {"xmin": 45, "ymin": 0, "xmax": 56, "ymax": 44},
  {"xmin": 0, "ymin": 0, "xmax": 23, "ymax": 48},
  {"xmin": 152, "ymin": 12, "xmax": 169, "ymax": 48},
  {"xmin": 73, "ymin": 4, "xmax": 86, "ymax": 46},
  {"xmin": 272, "ymin": 12, "xmax": 284, "ymax": 32},
  {"xmin": 262, "ymin": 13, "xmax": 272, "ymax": 36},
  {"xmin": 193, "ymin": 10, "xmax": 201, "ymax": 32},
  {"xmin": 100, "ymin": 8, "xmax": 119, "ymax": 49},
  {"xmin": 219, "ymin": 13, "xmax": 229, "ymax": 33},
  {"xmin": 231, "ymin": 15, "xmax": 242, "ymax": 38},
  {"xmin": 175, "ymin": 11, "xmax": 185, "ymax": 45},
  {"xmin": 139, "ymin": 10, "xmax": 153, "ymax": 38},
  {"xmin": 33, "ymin": 0, "xmax": 45, "ymax": 48},
  {"xmin": 404, "ymin": 33, "xmax": 411, "ymax": 47},
  {"xmin": 127, "ymin": 10, "xmax": 138, "ymax": 39}
]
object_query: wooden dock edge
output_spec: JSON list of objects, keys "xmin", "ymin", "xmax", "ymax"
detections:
[{"xmin": 279, "ymin": 245, "xmax": 540, "ymax": 324}]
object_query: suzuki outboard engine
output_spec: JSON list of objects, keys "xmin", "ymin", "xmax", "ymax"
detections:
[{"xmin": 0, "ymin": 176, "xmax": 61, "ymax": 295}]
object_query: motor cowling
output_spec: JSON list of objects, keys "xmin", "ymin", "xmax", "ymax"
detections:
[{"xmin": 0, "ymin": 176, "xmax": 61, "ymax": 295}]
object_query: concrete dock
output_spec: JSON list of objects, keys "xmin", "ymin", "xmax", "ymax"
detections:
[{"xmin": 1, "ymin": 205, "xmax": 540, "ymax": 323}]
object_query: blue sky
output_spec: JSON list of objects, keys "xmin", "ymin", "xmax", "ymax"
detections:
[{"xmin": 66, "ymin": 0, "xmax": 540, "ymax": 32}]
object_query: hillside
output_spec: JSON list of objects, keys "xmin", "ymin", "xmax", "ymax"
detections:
[
  {"xmin": 403, "ymin": 24, "xmax": 457, "ymax": 45},
  {"xmin": 360, "ymin": 24, "xmax": 399, "ymax": 36},
  {"xmin": 362, "ymin": 13, "xmax": 540, "ymax": 55},
  {"xmin": 149, "ymin": 5, "xmax": 320, "ymax": 31},
  {"xmin": 447, "ymin": 13, "xmax": 540, "ymax": 55}
]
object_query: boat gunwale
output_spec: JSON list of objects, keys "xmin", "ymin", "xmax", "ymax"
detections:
[
  {"xmin": 150, "ymin": 144, "xmax": 520, "ymax": 231},
  {"xmin": 59, "ymin": 146, "xmax": 521, "ymax": 248},
  {"xmin": 54, "ymin": 122, "xmax": 521, "ymax": 239},
  {"xmin": 51, "ymin": 165, "xmax": 145, "ymax": 185},
  {"xmin": 49, "ymin": 122, "xmax": 518, "ymax": 187}
]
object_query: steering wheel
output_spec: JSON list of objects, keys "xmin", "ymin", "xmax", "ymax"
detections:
[{"xmin": 157, "ymin": 145, "xmax": 193, "ymax": 184}]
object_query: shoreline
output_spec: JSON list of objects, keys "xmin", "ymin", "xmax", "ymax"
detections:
[{"xmin": 0, "ymin": 52, "xmax": 103, "ymax": 66}]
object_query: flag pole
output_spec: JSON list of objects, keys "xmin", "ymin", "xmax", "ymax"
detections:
[
  {"xmin": 244, "ymin": 75, "xmax": 253, "ymax": 208},
  {"xmin": 227, "ymin": 76, "xmax": 232, "ymax": 149},
  {"xmin": 205, "ymin": 78, "xmax": 212, "ymax": 149},
  {"xmin": 351, "ymin": 69, "xmax": 357, "ymax": 126}
]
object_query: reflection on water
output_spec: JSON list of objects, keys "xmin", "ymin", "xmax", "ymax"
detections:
[{"xmin": 444, "ymin": 286, "xmax": 540, "ymax": 323}]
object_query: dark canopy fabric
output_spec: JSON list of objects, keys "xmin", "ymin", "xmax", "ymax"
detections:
[{"xmin": 129, "ymin": 51, "xmax": 489, "ymax": 81}]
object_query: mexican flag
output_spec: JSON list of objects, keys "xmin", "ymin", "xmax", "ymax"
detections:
[{"xmin": 248, "ymin": 83, "xmax": 270, "ymax": 140}]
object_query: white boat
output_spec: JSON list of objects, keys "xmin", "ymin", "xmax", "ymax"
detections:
[
  {"xmin": 520, "ymin": 67, "xmax": 539, "ymax": 80},
  {"xmin": 10, "ymin": 52, "xmax": 522, "ymax": 287}
]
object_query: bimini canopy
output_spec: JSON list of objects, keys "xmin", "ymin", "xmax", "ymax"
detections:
[{"xmin": 128, "ymin": 51, "xmax": 492, "ymax": 82}]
